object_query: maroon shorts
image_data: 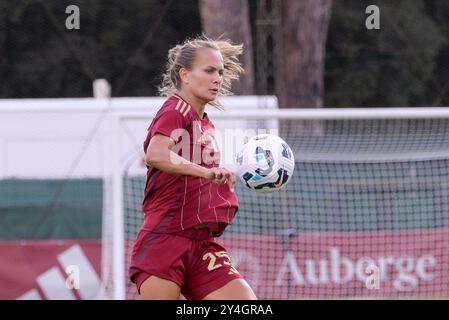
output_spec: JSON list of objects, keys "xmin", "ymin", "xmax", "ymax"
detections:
[{"xmin": 129, "ymin": 227, "xmax": 243, "ymax": 300}]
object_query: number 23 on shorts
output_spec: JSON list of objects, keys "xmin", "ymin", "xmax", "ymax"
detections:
[{"xmin": 202, "ymin": 251, "xmax": 240, "ymax": 275}]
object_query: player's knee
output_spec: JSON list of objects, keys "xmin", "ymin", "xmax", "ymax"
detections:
[
  {"xmin": 247, "ymin": 289, "xmax": 258, "ymax": 300},
  {"xmin": 241, "ymin": 284, "xmax": 257, "ymax": 300},
  {"xmin": 203, "ymin": 279, "xmax": 257, "ymax": 300},
  {"xmin": 140, "ymin": 275, "xmax": 181, "ymax": 300}
]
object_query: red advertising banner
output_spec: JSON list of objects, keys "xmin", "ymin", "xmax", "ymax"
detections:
[
  {"xmin": 0, "ymin": 240, "xmax": 101, "ymax": 300},
  {"xmin": 1, "ymin": 229, "xmax": 449, "ymax": 299},
  {"xmin": 220, "ymin": 229, "xmax": 449, "ymax": 299}
]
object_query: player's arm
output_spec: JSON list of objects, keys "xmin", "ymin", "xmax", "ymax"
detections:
[
  {"xmin": 145, "ymin": 134, "xmax": 207, "ymax": 177},
  {"xmin": 145, "ymin": 134, "xmax": 235, "ymax": 190}
]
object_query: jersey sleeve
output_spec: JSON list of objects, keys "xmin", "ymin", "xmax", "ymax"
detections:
[
  {"xmin": 144, "ymin": 108, "xmax": 189, "ymax": 151},
  {"xmin": 153, "ymin": 108, "xmax": 188, "ymax": 138}
]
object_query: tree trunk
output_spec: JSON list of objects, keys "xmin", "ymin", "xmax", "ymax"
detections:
[
  {"xmin": 280, "ymin": 0, "xmax": 332, "ymax": 109},
  {"xmin": 279, "ymin": 0, "xmax": 332, "ymax": 135},
  {"xmin": 199, "ymin": 0, "xmax": 255, "ymax": 95}
]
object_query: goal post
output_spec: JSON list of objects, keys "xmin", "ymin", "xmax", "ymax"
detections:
[{"xmin": 102, "ymin": 106, "xmax": 449, "ymax": 300}]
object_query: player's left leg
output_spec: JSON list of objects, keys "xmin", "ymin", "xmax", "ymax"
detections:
[
  {"xmin": 202, "ymin": 278, "xmax": 257, "ymax": 300},
  {"xmin": 182, "ymin": 238, "xmax": 258, "ymax": 300},
  {"xmin": 140, "ymin": 275, "xmax": 181, "ymax": 300}
]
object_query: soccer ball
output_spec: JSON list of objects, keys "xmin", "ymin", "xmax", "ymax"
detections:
[{"xmin": 235, "ymin": 134, "xmax": 295, "ymax": 193}]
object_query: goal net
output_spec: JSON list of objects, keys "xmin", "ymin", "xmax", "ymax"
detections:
[{"xmin": 102, "ymin": 106, "xmax": 449, "ymax": 300}]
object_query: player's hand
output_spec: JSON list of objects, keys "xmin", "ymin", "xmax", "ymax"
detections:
[{"xmin": 205, "ymin": 167, "xmax": 235, "ymax": 192}]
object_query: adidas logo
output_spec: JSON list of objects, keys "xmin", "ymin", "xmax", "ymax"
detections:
[{"xmin": 17, "ymin": 244, "xmax": 101, "ymax": 300}]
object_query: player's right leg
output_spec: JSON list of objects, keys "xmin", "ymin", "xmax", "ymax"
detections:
[
  {"xmin": 140, "ymin": 275, "xmax": 181, "ymax": 300},
  {"xmin": 203, "ymin": 278, "xmax": 257, "ymax": 300}
]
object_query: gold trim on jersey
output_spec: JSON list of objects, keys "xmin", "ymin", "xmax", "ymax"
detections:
[{"xmin": 174, "ymin": 96, "xmax": 192, "ymax": 117}]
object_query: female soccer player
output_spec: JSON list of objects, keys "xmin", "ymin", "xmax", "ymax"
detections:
[{"xmin": 129, "ymin": 36, "xmax": 257, "ymax": 300}]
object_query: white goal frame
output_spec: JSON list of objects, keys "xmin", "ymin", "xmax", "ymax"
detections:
[{"xmin": 106, "ymin": 106, "xmax": 449, "ymax": 300}]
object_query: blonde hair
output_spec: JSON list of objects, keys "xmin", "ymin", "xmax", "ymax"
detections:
[{"xmin": 158, "ymin": 36, "xmax": 244, "ymax": 110}]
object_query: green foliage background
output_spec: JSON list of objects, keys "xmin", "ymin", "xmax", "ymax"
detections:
[
  {"xmin": 325, "ymin": 0, "xmax": 448, "ymax": 107},
  {"xmin": 0, "ymin": 0, "xmax": 448, "ymax": 107}
]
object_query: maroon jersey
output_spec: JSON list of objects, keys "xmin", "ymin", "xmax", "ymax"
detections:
[{"xmin": 141, "ymin": 94, "xmax": 238, "ymax": 234}]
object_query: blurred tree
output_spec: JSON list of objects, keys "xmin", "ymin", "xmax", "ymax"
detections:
[
  {"xmin": 0, "ymin": 0, "xmax": 202, "ymax": 98},
  {"xmin": 278, "ymin": 0, "xmax": 333, "ymax": 135},
  {"xmin": 279, "ymin": 0, "xmax": 333, "ymax": 109},
  {"xmin": 325, "ymin": 0, "xmax": 446, "ymax": 107},
  {"xmin": 1, "ymin": 0, "xmax": 448, "ymax": 108},
  {"xmin": 425, "ymin": 0, "xmax": 449, "ymax": 106},
  {"xmin": 199, "ymin": 0, "xmax": 255, "ymax": 95}
]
